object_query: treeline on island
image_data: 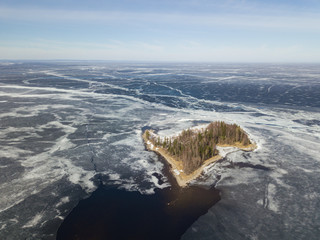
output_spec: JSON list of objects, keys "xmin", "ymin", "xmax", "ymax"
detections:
[{"xmin": 145, "ymin": 121, "xmax": 251, "ymax": 174}]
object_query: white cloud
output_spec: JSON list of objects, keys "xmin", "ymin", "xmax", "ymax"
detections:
[
  {"xmin": 1, "ymin": 40, "xmax": 319, "ymax": 62},
  {"xmin": 1, "ymin": 6, "xmax": 320, "ymax": 31},
  {"xmin": 1, "ymin": 3, "xmax": 320, "ymax": 62}
]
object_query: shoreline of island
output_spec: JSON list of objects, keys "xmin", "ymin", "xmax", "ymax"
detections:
[{"xmin": 142, "ymin": 130, "xmax": 257, "ymax": 188}]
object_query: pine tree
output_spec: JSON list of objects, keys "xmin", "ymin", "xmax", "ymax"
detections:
[{"xmin": 145, "ymin": 121, "xmax": 251, "ymax": 174}]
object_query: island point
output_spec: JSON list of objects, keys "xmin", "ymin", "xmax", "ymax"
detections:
[{"xmin": 143, "ymin": 121, "xmax": 256, "ymax": 187}]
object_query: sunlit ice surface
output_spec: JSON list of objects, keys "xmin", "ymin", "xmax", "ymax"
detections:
[{"xmin": 0, "ymin": 62, "xmax": 319, "ymax": 239}]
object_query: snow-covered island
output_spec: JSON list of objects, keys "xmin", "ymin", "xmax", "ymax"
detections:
[{"xmin": 143, "ymin": 121, "xmax": 256, "ymax": 187}]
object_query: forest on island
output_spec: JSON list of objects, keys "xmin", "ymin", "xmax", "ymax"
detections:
[{"xmin": 145, "ymin": 121, "xmax": 251, "ymax": 174}]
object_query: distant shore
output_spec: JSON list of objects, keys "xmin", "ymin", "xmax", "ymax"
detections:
[{"xmin": 143, "ymin": 131, "xmax": 256, "ymax": 187}]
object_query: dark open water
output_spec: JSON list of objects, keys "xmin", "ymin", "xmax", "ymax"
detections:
[
  {"xmin": 0, "ymin": 62, "xmax": 320, "ymax": 239},
  {"xmin": 57, "ymin": 185, "xmax": 220, "ymax": 240}
]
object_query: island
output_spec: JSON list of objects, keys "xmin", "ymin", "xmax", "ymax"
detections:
[{"xmin": 143, "ymin": 121, "xmax": 256, "ymax": 187}]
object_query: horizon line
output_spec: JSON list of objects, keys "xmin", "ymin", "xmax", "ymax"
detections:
[{"xmin": 1, "ymin": 59, "xmax": 320, "ymax": 64}]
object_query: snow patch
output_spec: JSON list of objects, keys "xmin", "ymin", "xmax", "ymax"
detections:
[
  {"xmin": 22, "ymin": 213, "xmax": 43, "ymax": 228},
  {"xmin": 216, "ymin": 146, "xmax": 239, "ymax": 158},
  {"xmin": 55, "ymin": 197, "xmax": 70, "ymax": 207}
]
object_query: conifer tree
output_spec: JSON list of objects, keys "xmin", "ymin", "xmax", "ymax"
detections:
[{"xmin": 146, "ymin": 121, "xmax": 251, "ymax": 174}]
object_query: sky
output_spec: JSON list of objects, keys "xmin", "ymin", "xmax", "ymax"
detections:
[{"xmin": 1, "ymin": 0, "xmax": 320, "ymax": 62}]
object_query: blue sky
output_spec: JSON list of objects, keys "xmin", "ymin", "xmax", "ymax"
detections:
[{"xmin": 1, "ymin": 0, "xmax": 320, "ymax": 62}]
